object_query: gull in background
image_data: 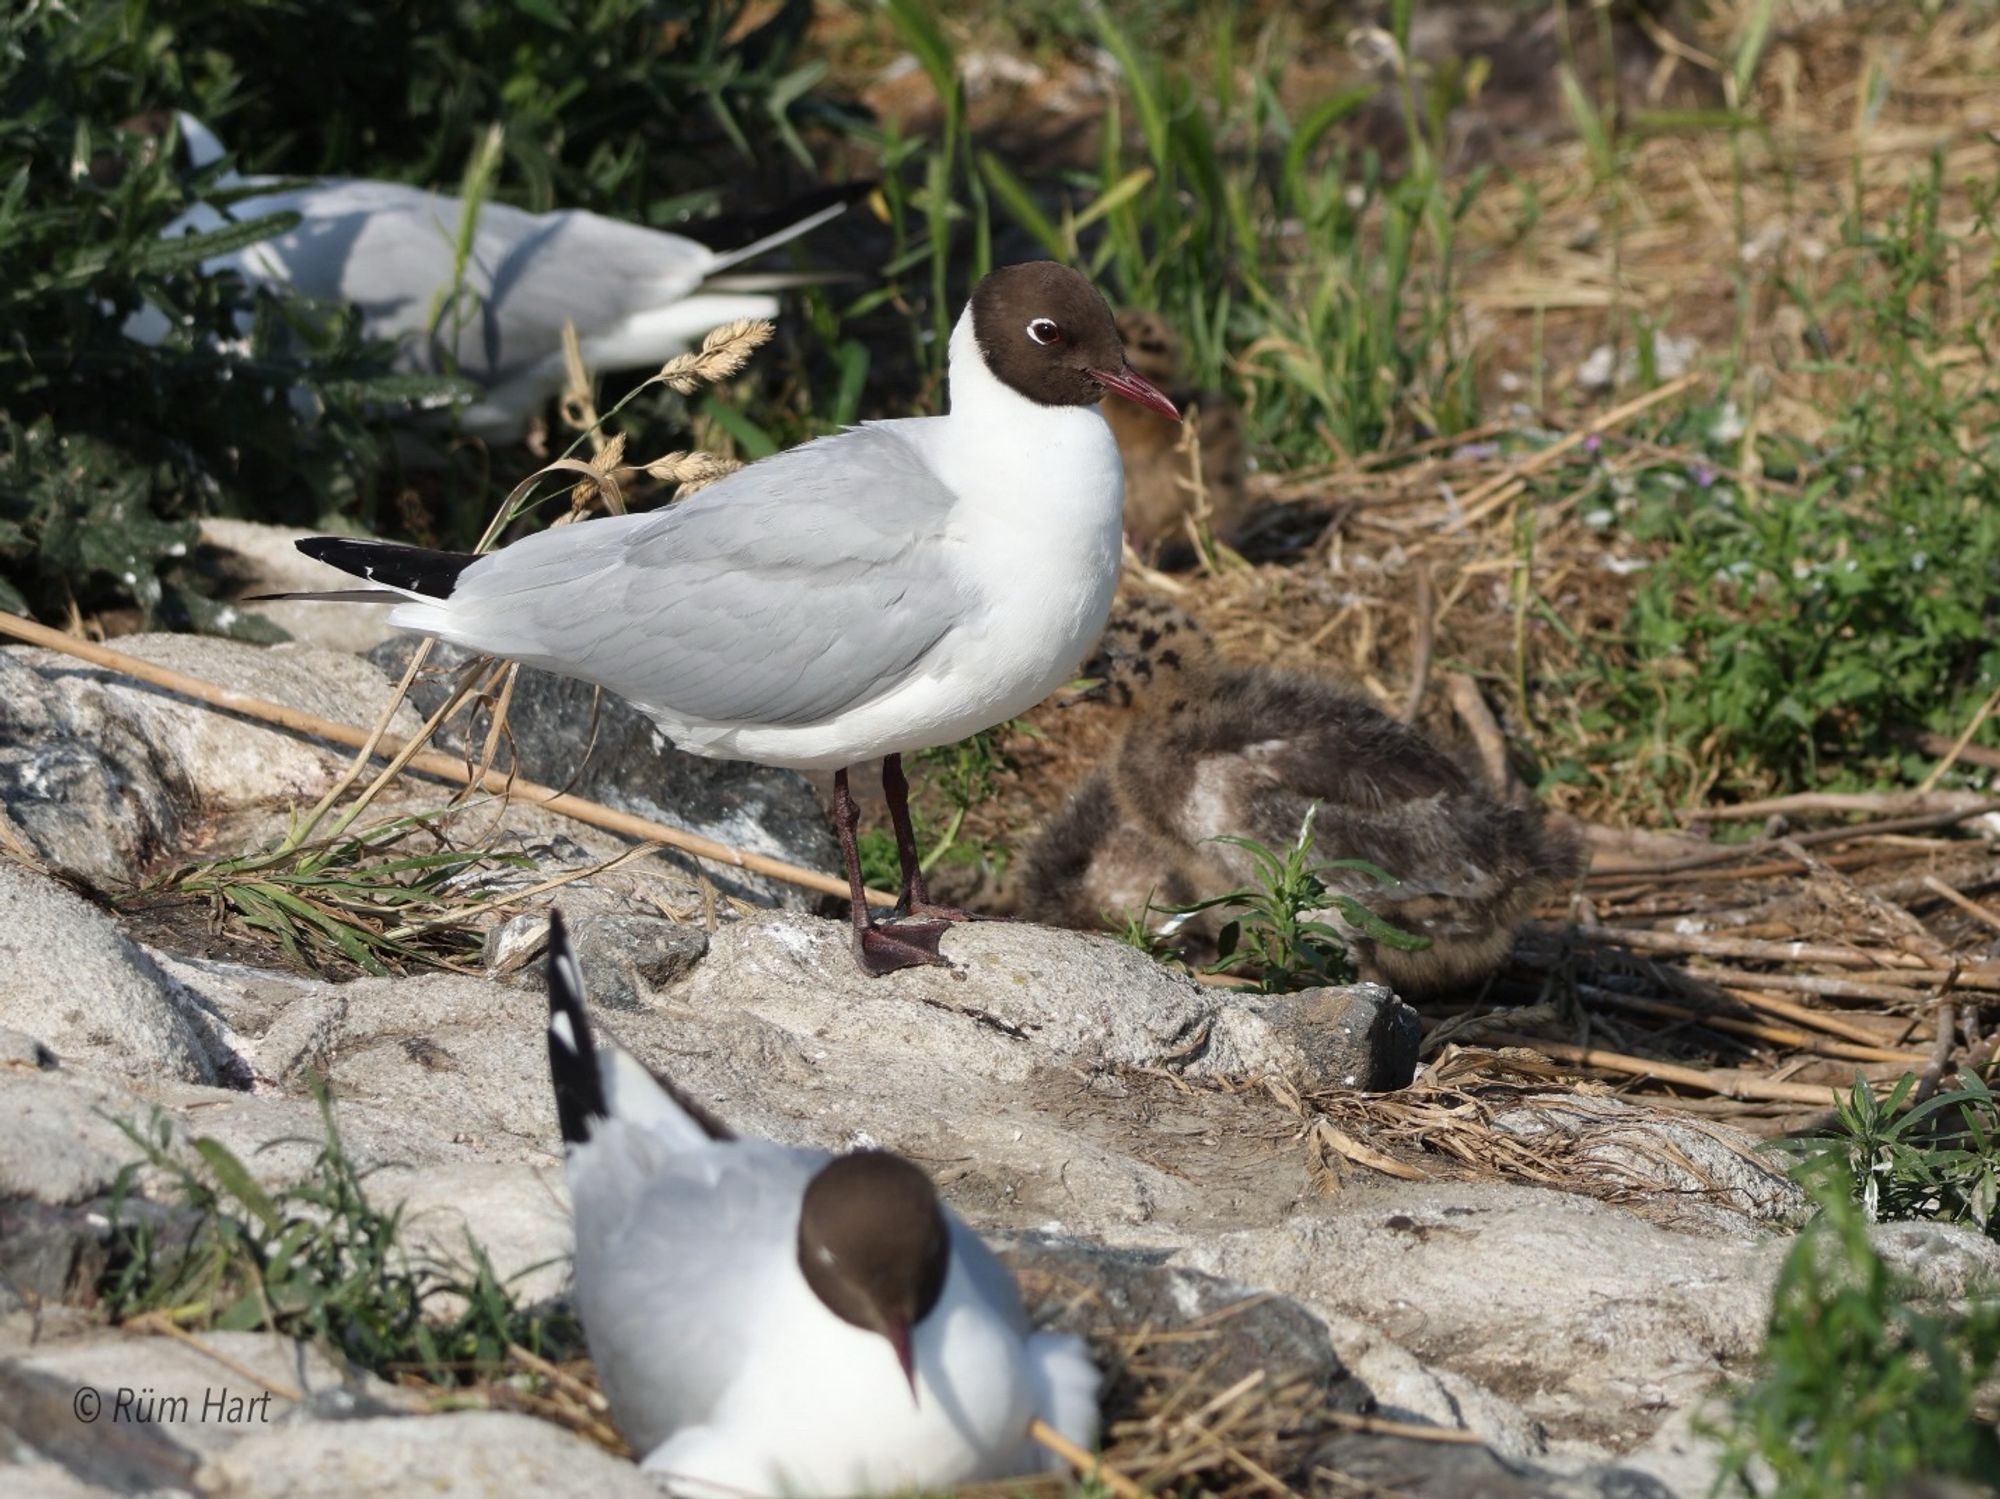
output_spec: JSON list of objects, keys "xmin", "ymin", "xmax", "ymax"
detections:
[
  {"xmin": 125, "ymin": 113, "xmax": 843, "ymax": 441},
  {"xmin": 542, "ymin": 909, "xmax": 1100, "ymax": 1495},
  {"xmin": 278, "ymin": 260, "xmax": 1180, "ymax": 974}
]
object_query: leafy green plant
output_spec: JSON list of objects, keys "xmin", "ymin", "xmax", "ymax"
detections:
[
  {"xmin": 1554, "ymin": 150, "xmax": 2000, "ymax": 807},
  {"xmin": 1713, "ymin": 1181, "xmax": 2000, "ymax": 1496},
  {"xmin": 0, "ymin": 55, "xmax": 447, "ymax": 626},
  {"xmin": 32, "ymin": 0, "xmax": 832, "ymax": 221},
  {"xmin": 100, "ymin": 1080, "xmax": 577, "ymax": 1383},
  {"xmin": 1176, "ymin": 805, "xmax": 1428, "ymax": 993},
  {"xmin": 1783, "ymin": 1071, "xmax": 2000, "ymax": 1240},
  {"xmin": 0, "ymin": 0, "xmax": 843, "ymax": 624}
]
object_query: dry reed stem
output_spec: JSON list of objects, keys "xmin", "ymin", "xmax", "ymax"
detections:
[
  {"xmin": 1922, "ymin": 876, "xmax": 2000, "ymax": 937},
  {"xmin": 1029, "ymin": 1419, "xmax": 1148, "ymax": 1499},
  {"xmin": 1473, "ymin": 1031, "xmax": 1841, "ymax": 1104},
  {"xmin": 120, "ymin": 1313, "xmax": 305, "ymax": 1404}
]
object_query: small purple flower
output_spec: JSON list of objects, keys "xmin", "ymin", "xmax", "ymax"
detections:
[
  {"xmin": 1582, "ymin": 433, "xmax": 1601, "ymax": 456},
  {"xmin": 1691, "ymin": 461, "xmax": 1717, "ymax": 488}
]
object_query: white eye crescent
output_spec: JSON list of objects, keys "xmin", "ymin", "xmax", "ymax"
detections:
[{"xmin": 1026, "ymin": 318, "xmax": 1063, "ymax": 346}]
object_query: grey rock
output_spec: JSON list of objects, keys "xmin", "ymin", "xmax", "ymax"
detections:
[
  {"xmin": 20, "ymin": 855, "xmax": 2000, "ymax": 1496},
  {"xmin": 485, "ymin": 910, "xmax": 709, "ymax": 1007},
  {"xmin": 668, "ymin": 912, "xmax": 1405, "ymax": 1092},
  {"xmin": 1008, "ymin": 1237, "xmax": 1368, "ymax": 1404},
  {"xmin": 1225, "ymin": 983, "xmax": 1421, "ymax": 1092},
  {"xmin": 206, "ymin": 1411, "xmax": 656, "ymax": 1497},
  {"xmin": 0, "ymin": 864, "xmax": 242, "ymax": 1085},
  {"xmin": 197, "ymin": 518, "xmax": 394, "ymax": 655},
  {"xmin": 370, "ymin": 637, "xmax": 840, "ymax": 911},
  {"xmin": 1489, "ymin": 1092, "xmax": 1809, "ymax": 1227},
  {"xmin": 0, "ymin": 635, "xmax": 422, "ymax": 889},
  {"xmin": 0, "ymin": 1360, "xmax": 203, "ymax": 1494},
  {"xmin": 1173, "ymin": 1176, "xmax": 1780, "ymax": 1452},
  {"xmin": 0, "ymin": 1028, "xmax": 57, "ymax": 1071},
  {"xmin": 1870, "ymin": 1219, "xmax": 2000, "ymax": 1295},
  {"xmin": 1314, "ymin": 1430, "xmax": 1676, "ymax": 1498}
]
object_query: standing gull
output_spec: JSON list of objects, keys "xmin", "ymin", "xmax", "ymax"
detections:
[
  {"xmin": 126, "ymin": 114, "xmax": 844, "ymax": 442},
  {"xmin": 542, "ymin": 910, "xmax": 1101, "ymax": 1495},
  {"xmin": 285, "ymin": 261, "xmax": 1179, "ymax": 973}
]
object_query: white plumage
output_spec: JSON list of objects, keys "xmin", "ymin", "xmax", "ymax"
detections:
[
  {"xmin": 369, "ymin": 304, "xmax": 1127, "ymax": 769},
  {"xmin": 544, "ymin": 915, "xmax": 1099, "ymax": 1496}
]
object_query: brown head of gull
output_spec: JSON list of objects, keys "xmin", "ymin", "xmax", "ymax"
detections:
[{"xmin": 279, "ymin": 261, "xmax": 1178, "ymax": 976}]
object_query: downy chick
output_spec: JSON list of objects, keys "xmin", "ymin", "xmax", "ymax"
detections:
[
  {"xmin": 1102, "ymin": 311, "xmax": 1249, "ymax": 565},
  {"xmin": 1025, "ymin": 599, "xmax": 1584, "ymax": 995},
  {"xmin": 1014, "ymin": 769, "xmax": 1202, "ymax": 933}
]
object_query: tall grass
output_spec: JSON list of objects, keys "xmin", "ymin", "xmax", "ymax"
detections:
[
  {"xmin": 1547, "ymin": 149, "xmax": 2000, "ymax": 811},
  {"xmin": 982, "ymin": 7, "xmax": 1477, "ymax": 461}
]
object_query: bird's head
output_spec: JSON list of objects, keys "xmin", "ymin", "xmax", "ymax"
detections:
[
  {"xmin": 796, "ymin": 1150, "xmax": 951, "ymax": 1403},
  {"xmin": 969, "ymin": 262, "xmax": 1181, "ymax": 424}
]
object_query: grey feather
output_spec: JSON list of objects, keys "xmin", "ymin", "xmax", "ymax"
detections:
[{"xmin": 408, "ymin": 423, "xmax": 964, "ymax": 727}]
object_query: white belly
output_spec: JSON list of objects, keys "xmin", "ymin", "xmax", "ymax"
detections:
[
  {"xmin": 641, "ymin": 1264, "xmax": 1041, "ymax": 1496},
  {"xmin": 655, "ymin": 425, "xmax": 1125, "ymax": 770}
]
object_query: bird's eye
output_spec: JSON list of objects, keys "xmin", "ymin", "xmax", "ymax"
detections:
[{"xmin": 1026, "ymin": 318, "xmax": 1064, "ymax": 346}]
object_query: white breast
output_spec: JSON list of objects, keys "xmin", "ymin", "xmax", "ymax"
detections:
[
  {"xmin": 641, "ymin": 1251, "xmax": 1042, "ymax": 1497},
  {"xmin": 683, "ymin": 310, "xmax": 1126, "ymax": 769}
]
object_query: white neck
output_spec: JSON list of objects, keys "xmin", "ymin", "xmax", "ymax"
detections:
[{"xmin": 925, "ymin": 305, "xmax": 1120, "ymax": 499}]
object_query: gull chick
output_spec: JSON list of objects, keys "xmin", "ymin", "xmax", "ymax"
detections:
[
  {"xmin": 1022, "ymin": 599, "xmax": 1584, "ymax": 994},
  {"xmin": 126, "ymin": 114, "xmax": 843, "ymax": 442},
  {"xmin": 283, "ymin": 261, "xmax": 1179, "ymax": 975},
  {"xmin": 542, "ymin": 911, "xmax": 1100, "ymax": 1497}
]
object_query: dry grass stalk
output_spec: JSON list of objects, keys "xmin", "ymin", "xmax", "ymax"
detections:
[
  {"xmin": 655, "ymin": 317, "xmax": 773, "ymax": 394},
  {"xmin": 1472, "ymin": 1032, "xmax": 1841, "ymax": 1105},
  {"xmin": 1310, "ymin": 1047, "xmax": 1804, "ymax": 1193}
]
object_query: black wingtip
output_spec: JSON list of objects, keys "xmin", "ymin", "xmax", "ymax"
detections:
[
  {"xmin": 545, "ymin": 910, "xmax": 609, "ymax": 1147},
  {"xmin": 295, "ymin": 537, "xmax": 477, "ymax": 599}
]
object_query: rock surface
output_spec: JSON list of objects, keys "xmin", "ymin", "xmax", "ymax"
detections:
[
  {"xmin": 0, "ymin": 634, "xmax": 423, "ymax": 889},
  {"xmin": 0, "ymin": 864, "xmax": 240, "ymax": 1085},
  {"xmin": 371, "ymin": 637, "xmax": 840, "ymax": 911},
  {"xmin": 196, "ymin": 518, "xmax": 396, "ymax": 655},
  {"xmin": 0, "ymin": 622, "xmax": 1994, "ymax": 1496}
]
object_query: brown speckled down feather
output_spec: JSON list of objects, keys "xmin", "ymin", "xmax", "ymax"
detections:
[{"xmin": 1018, "ymin": 599, "xmax": 1584, "ymax": 995}]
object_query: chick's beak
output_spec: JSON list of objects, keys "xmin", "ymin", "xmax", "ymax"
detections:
[{"xmin": 1089, "ymin": 364, "xmax": 1181, "ymax": 423}]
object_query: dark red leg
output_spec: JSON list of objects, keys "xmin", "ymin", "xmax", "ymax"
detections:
[
  {"xmin": 880, "ymin": 752, "xmax": 981, "ymax": 922},
  {"xmin": 833, "ymin": 766, "xmax": 947, "ymax": 976}
]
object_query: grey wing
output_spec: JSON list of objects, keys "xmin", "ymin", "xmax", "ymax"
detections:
[
  {"xmin": 438, "ymin": 425, "xmax": 965, "ymax": 727},
  {"xmin": 226, "ymin": 184, "xmax": 713, "ymax": 384},
  {"xmin": 570, "ymin": 1137, "xmax": 821, "ymax": 1452}
]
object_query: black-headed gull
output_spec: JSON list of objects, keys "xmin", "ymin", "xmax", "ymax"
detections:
[
  {"xmin": 127, "ymin": 114, "xmax": 841, "ymax": 442},
  {"xmin": 542, "ymin": 910, "xmax": 1101, "ymax": 1495},
  {"xmin": 284, "ymin": 261, "xmax": 1180, "ymax": 973}
]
